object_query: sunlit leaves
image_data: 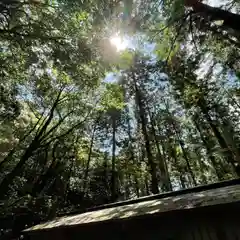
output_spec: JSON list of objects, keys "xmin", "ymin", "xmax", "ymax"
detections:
[
  {"xmin": 154, "ymin": 27, "xmax": 180, "ymax": 62},
  {"xmin": 99, "ymin": 83, "xmax": 125, "ymax": 111},
  {"xmin": 118, "ymin": 50, "xmax": 135, "ymax": 69}
]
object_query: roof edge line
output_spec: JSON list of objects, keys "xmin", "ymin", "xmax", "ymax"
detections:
[{"xmin": 61, "ymin": 178, "xmax": 240, "ymax": 217}]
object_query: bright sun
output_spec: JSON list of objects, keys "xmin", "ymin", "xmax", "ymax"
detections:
[{"xmin": 110, "ymin": 36, "xmax": 126, "ymax": 52}]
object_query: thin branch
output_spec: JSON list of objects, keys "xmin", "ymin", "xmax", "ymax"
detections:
[
  {"xmin": 165, "ymin": 17, "xmax": 187, "ymax": 64},
  {"xmin": 189, "ymin": 13, "xmax": 199, "ymax": 53},
  {"xmin": 40, "ymin": 109, "xmax": 94, "ymax": 148},
  {"xmin": 149, "ymin": 12, "xmax": 189, "ymax": 42},
  {"xmin": 35, "ymin": 89, "xmax": 63, "ymax": 140},
  {"xmin": 39, "ymin": 109, "xmax": 76, "ymax": 142},
  {"xmin": 26, "ymin": 101, "xmax": 41, "ymax": 120}
]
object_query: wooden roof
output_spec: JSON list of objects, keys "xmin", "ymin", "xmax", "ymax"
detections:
[{"xmin": 25, "ymin": 181, "xmax": 240, "ymax": 232}]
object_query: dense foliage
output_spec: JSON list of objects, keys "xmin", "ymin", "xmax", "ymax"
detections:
[{"xmin": 0, "ymin": 0, "xmax": 240, "ymax": 239}]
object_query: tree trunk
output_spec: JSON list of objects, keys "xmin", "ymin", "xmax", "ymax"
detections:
[
  {"xmin": 0, "ymin": 90, "xmax": 63, "ymax": 199},
  {"xmin": 178, "ymin": 138, "xmax": 197, "ymax": 186},
  {"xmin": 218, "ymin": 110, "xmax": 240, "ymax": 163},
  {"xmin": 134, "ymin": 175, "xmax": 140, "ymax": 197},
  {"xmin": 185, "ymin": 0, "xmax": 240, "ymax": 32},
  {"xmin": 63, "ymin": 158, "xmax": 75, "ymax": 203},
  {"xmin": 83, "ymin": 122, "xmax": 97, "ymax": 193},
  {"xmin": 200, "ymin": 103, "xmax": 239, "ymax": 176},
  {"xmin": 23, "ymin": 146, "xmax": 49, "ymax": 194},
  {"xmin": 145, "ymin": 176, "xmax": 150, "ymax": 195},
  {"xmin": 167, "ymin": 111, "xmax": 197, "ymax": 186},
  {"xmin": 133, "ymin": 72, "xmax": 159, "ymax": 194},
  {"xmin": 148, "ymin": 108, "xmax": 172, "ymax": 192},
  {"xmin": 193, "ymin": 118, "xmax": 226, "ymax": 180},
  {"xmin": 103, "ymin": 151, "xmax": 110, "ymax": 196},
  {"xmin": 0, "ymin": 117, "xmax": 42, "ymax": 172},
  {"xmin": 32, "ymin": 160, "xmax": 59, "ymax": 196},
  {"xmin": 195, "ymin": 151, "xmax": 207, "ymax": 184},
  {"xmin": 111, "ymin": 115, "xmax": 118, "ymax": 201},
  {"xmin": 126, "ymin": 108, "xmax": 140, "ymax": 197},
  {"xmin": 168, "ymin": 142, "xmax": 187, "ymax": 189},
  {"xmin": 0, "ymin": 140, "xmax": 39, "ymax": 199},
  {"xmin": 124, "ymin": 172, "xmax": 131, "ymax": 199}
]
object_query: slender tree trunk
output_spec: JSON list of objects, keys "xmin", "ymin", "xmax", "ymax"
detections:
[
  {"xmin": 103, "ymin": 151, "xmax": 110, "ymax": 197},
  {"xmin": 163, "ymin": 100, "xmax": 197, "ymax": 186},
  {"xmin": 47, "ymin": 195, "xmax": 59, "ymax": 219},
  {"xmin": 0, "ymin": 140, "xmax": 39, "ymax": 199},
  {"xmin": 111, "ymin": 115, "xmax": 117, "ymax": 201},
  {"xmin": 23, "ymin": 146, "xmax": 49, "ymax": 194},
  {"xmin": 126, "ymin": 108, "xmax": 140, "ymax": 197},
  {"xmin": 219, "ymin": 114, "xmax": 240, "ymax": 163},
  {"xmin": 124, "ymin": 172, "xmax": 131, "ymax": 199},
  {"xmin": 186, "ymin": 127, "xmax": 207, "ymax": 184},
  {"xmin": 32, "ymin": 160, "xmax": 59, "ymax": 196},
  {"xmin": 178, "ymin": 138, "xmax": 197, "ymax": 186},
  {"xmin": 134, "ymin": 175, "xmax": 140, "ymax": 197},
  {"xmin": 83, "ymin": 122, "xmax": 97, "ymax": 193},
  {"xmin": 168, "ymin": 113, "xmax": 197, "ymax": 186},
  {"xmin": 145, "ymin": 176, "xmax": 150, "ymax": 195},
  {"xmin": 29, "ymin": 142, "xmax": 57, "ymax": 196},
  {"xmin": 200, "ymin": 103, "xmax": 239, "ymax": 176},
  {"xmin": 148, "ymin": 108, "xmax": 172, "ymax": 191},
  {"xmin": 63, "ymin": 158, "xmax": 75, "ymax": 203},
  {"xmin": 133, "ymin": 73, "xmax": 159, "ymax": 194},
  {"xmin": 169, "ymin": 143, "xmax": 187, "ymax": 189},
  {"xmin": 159, "ymin": 120, "xmax": 187, "ymax": 189},
  {"xmin": 155, "ymin": 123, "xmax": 174, "ymax": 185},
  {"xmin": 195, "ymin": 150, "xmax": 208, "ymax": 184},
  {"xmin": 193, "ymin": 118, "xmax": 225, "ymax": 180}
]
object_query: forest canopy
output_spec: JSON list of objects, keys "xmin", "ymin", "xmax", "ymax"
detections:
[{"xmin": 0, "ymin": 0, "xmax": 240, "ymax": 239}]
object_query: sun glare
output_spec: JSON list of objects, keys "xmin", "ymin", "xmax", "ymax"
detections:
[{"xmin": 110, "ymin": 36, "xmax": 126, "ymax": 52}]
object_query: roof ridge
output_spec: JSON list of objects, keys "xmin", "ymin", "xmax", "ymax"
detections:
[
  {"xmin": 60, "ymin": 178, "xmax": 240, "ymax": 217},
  {"xmin": 24, "ymin": 180, "xmax": 240, "ymax": 233}
]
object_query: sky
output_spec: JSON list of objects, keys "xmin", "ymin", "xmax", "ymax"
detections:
[{"xmin": 207, "ymin": 0, "xmax": 229, "ymax": 7}]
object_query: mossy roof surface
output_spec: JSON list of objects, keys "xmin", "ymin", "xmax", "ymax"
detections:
[{"xmin": 25, "ymin": 184, "xmax": 240, "ymax": 232}]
